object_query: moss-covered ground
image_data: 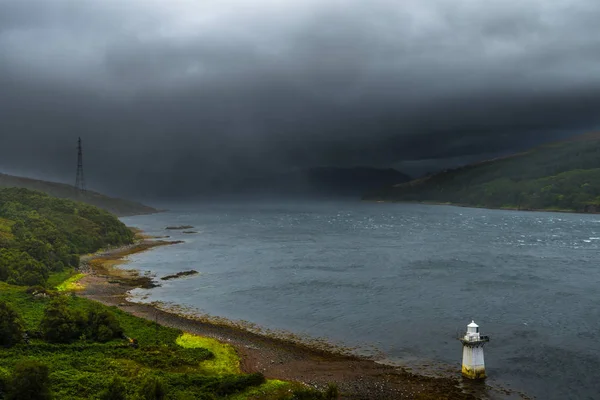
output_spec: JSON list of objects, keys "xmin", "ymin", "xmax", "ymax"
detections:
[
  {"xmin": 55, "ymin": 273, "xmax": 86, "ymax": 292},
  {"xmin": 176, "ymin": 333, "xmax": 240, "ymax": 376}
]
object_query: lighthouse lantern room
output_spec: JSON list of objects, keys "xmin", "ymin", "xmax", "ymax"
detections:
[{"xmin": 459, "ymin": 320, "xmax": 490, "ymax": 379}]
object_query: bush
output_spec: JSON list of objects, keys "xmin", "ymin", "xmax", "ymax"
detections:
[
  {"xmin": 324, "ymin": 383, "xmax": 340, "ymax": 399},
  {"xmin": 1, "ymin": 250, "xmax": 47, "ymax": 287},
  {"xmin": 214, "ymin": 373, "xmax": 265, "ymax": 396},
  {"xmin": 86, "ymin": 307, "xmax": 124, "ymax": 343},
  {"xmin": 139, "ymin": 376, "xmax": 167, "ymax": 400},
  {"xmin": 0, "ymin": 368, "xmax": 10, "ymax": 399},
  {"xmin": 40, "ymin": 298, "xmax": 126, "ymax": 344},
  {"xmin": 99, "ymin": 377, "xmax": 127, "ymax": 400},
  {"xmin": 0, "ymin": 301, "xmax": 24, "ymax": 348},
  {"xmin": 39, "ymin": 297, "xmax": 85, "ymax": 343},
  {"xmin": 291, "ymin": 388, "xmax": 324, "ymax": 400},
  {"xmin": 291, "ymin": 383, "xmax": 340, "ymax": 400},
  {"xmin": 25, "ymin": 285, "xmax": 48, "ymax": 296},
  {"xmin": 8, "ymin": 360, "xmax": 51, "ymax": 400}
]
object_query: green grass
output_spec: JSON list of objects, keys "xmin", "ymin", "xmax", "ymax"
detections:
[
  {"xmin": 46, "ymin": 269, "xmax": 76, "ymax": 288},
  {"xmin": 55, "ymin": 273, "xmax": 86, "ymax": 292},
  {"xmin": 0, "ymin": 281, "xmax": 46, "ymax": 331},
  {"xmin": 174, "ymin": 335, "xmax": 317, "ymax": 399},
  {"xmin": 229, "ymin": 380, "xmax": 298, "ymax": 400},
  {"xmin": 176, "ymin": 333, "xmax": 240, "ymax": 375}
]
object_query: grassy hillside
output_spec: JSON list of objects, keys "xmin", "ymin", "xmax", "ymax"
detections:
[
  {"xmin": 0, "ymin": 187, "xmax": 135, "ymax": 287},
  {"xmin": 0, "ymin": 173, "xmax": 157, "ymax": 217},
  {"xmin": 364, "ymin": 132, "xmax": 600, "ymax": 213}
]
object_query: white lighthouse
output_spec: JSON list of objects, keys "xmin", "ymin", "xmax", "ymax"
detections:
[{"xmin": 459, "ymin": 320, "xmax": 489, "ymax": 379}]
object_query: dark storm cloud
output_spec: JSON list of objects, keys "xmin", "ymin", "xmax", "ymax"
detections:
[{"xmin": 1, "ymin": 0, "xmax": 600, "ymax": 196}]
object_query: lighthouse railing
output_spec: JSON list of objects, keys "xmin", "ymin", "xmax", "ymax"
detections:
[{"xmin": 458, "ymin": 334, "xmax": 490, "ymax": 343}]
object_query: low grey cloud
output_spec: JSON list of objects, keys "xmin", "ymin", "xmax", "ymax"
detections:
[{"xmin": 1, "ymin": 0, "xmax": 599, "ymax": 197}]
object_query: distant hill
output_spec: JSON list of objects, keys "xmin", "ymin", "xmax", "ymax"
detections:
[
  {"xmin": 235, "ymin": 167, "xmax": 411, "ymax": 197},
  {"xmin": 363, "ymin": 132, "xmax": 600, "ymax": 213},
  {"xmin": 0, "ymin": 173, "xmax": 158, "ymax": 217},
  {"xmin": 302, "ymin": 167, "xmax": 411, "ymax": 195}
]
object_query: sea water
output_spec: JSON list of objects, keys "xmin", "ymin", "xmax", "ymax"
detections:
[{"xmin": 121, "ymin": 201, "xmax": 600, "ymax": 399}]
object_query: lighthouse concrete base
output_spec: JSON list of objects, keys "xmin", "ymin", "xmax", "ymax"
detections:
[
  {"xmin": 462, "ymin": 364, "xmax": 486, "ymax": 379},
  {"xmin": 462, "ymin": 345, "xmax": 486, "ymax": 379}
]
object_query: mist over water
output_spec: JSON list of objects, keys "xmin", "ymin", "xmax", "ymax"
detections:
[{"xmin": 122, "ymin": 201, "xmax": 600, "ymax": 399}]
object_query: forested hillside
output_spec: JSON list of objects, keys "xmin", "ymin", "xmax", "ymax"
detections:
[
  {"xmin": 0, "ymin": 188, "xmax": 134, "ymax": 286},
  {"xmin": 0, "ymin": 173, "xmax": 158, "ymax": 217},
  {"xmin": 364, "ymin": 133, "xmax": 600, "ymax": 213}
]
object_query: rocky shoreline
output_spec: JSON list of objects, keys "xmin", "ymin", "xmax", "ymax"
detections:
[{"xmin": 76, "ymin": 236, "xmax": 498, "ymax": 399}]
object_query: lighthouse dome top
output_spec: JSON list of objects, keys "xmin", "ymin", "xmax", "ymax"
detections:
[{"xmin": 467, "ymin": 320, "xmax": 479, "ymax": 328}]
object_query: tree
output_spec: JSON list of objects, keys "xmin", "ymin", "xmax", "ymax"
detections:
[
  {"xmin": 40, "ymin": 298, "xmax": 125, "ymax": 344},
  {"xmin": 0, "ymin": 249, "xmax": 48, "ymax": 287},
  {"xmin": 86, "ymin": 307, "xmax": 123, "ymax": 343},
  {"xmin": 0, "ymin": 301, "xmax": 23, "ymax": 348},
  {"xmin": 7, "ymin": 360, "xmax": 51, "ymax": 400},
  {"xmin": 0, "ymin": 249, "xmax": 18, "ymax": 282},
  {"xmin": 39, "ymin": 297, "xmax": 84, "ymax": 344}
]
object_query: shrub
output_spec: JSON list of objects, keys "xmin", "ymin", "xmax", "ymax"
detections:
[
  {"xmin": 0, "ymin": 367, "xmax": 10, "ymax": 398},
  {"xmin": 2, "ymin": 250, "xmax": 47, "ymax": 287},
  {"xmin": 86, "ymin": 307, "xmax": 124, "ymax": 343},
  {"xmin": 291, "ymin": 388, "xmax": 324, "ymax": 400},
  {"xmin": 39, "ymin": 297, "xmax": 85, "ymax": 343},
  {"xmin": 25, "ymin": 285, "xmax": 48, "ymax": 296},
  {"xmin": 99, "ymin": 377, "xmax": 127, "ymax": 400},
  {"xmin": 324, "ymin": 383, "xmax": 340, "ymax": 399},
  {"xmin": 0, "ymin": 301, "xmax": 24, "ymax": 348},
  {"xmin": 8, "ymin": 360, "xmax": 51, "ymax": 400},
  {"xmin": 139, "ymin": 376, "xmax": 167, "ymax": 400},
  {"xmin": 291, "ymin": 383, "xmax": 340, "ymax": 400},
  {"xmin": 40, "ymin": 298, "xmax": 126, "ymax": 344},
  {"xmin": 214, "ymin": 373, "xmax": 265, "ymax": 396}
]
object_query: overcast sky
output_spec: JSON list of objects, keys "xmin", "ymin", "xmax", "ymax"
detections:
[{"xmin": 1, "ymin": 0, "xmax": 599, "ymax": 197}]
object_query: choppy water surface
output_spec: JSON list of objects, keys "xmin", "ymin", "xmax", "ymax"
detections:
[{"xmin": 122, "ymin": 201, "xmax": 600, "ymax": 399}]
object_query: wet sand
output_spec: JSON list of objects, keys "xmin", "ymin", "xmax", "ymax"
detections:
[{"xmin": 78, "ymin": 238, "xmax": 490, "ymax": 399}]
